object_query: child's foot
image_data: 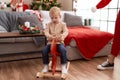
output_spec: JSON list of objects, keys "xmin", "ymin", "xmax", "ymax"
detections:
[
  {"xmin": 61, "ymin": 64, "xmax": 67, "ymax": 74},
  {"xmin": 41, "ymin": 65, "xmax": 49, "ymax": 73},
  {"xmin": 97, "ymin": 60, "xmax": 114, "ymax": 70}
]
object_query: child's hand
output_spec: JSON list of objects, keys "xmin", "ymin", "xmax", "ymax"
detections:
[
  {"xmin": 47, "ymin": 34, "xmax": 56, "ymax": 41},
  {"xmin": 48, "ymin": 35, "xmax": 54, "ymax": 41},
  {"xmin": 52, "ymin": 33, "xmax": 56, "ymax": 38},
  {"xmin": 56, "ymin": 35, "xmax": 63, "ymax": 42}
]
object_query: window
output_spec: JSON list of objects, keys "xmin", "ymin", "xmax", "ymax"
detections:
[{"xmin": 74, "ymin": 0, "xmax": 120, "ymax": 34}]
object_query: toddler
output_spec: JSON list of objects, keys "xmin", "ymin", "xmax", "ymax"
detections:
[{"xmin": 41, "ymin": 7, "xmax": 68, "ymax": 74}]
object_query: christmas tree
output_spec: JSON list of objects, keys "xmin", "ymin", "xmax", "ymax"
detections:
[
  {"xmin": 30, "ymin": 0, "xmax": 40, "ymax": 10},
  {"xmin": 30, "ymin": 0, "xmax": 61, "ymax": 10},
  {"xmin": 41, "ymin": 0, "xmax": 61, "ymax": 10}
]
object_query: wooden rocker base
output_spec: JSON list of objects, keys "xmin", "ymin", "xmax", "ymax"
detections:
[{"xmin": 36, "ymin": 61, "xmax": 70, "ymax": 80}]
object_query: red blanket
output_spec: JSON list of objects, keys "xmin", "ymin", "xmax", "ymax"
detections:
[{"xmin": 64, "ymin": 27, "xmax": 113, "ymax": 60}]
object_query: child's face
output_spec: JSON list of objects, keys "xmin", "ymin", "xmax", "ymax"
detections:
[{"xmin": 50, "ymin": 15, "xmax": 61, "ymax": 23}]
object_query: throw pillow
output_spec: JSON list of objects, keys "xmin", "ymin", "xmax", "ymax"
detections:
[
  {"xmin": 18, "ymin": 15, "xmax": 43, "ymax": 29},
  {"xmin": 61, "ymin": 11, "xmax": 74, "ymax": 21},
  {"xmin": 0, "ymin": 11, "xmax": 10, "ymax": 32},
  {"xmin": 64, "ymin": 13, "xmax": 83, "ymax": 27}
]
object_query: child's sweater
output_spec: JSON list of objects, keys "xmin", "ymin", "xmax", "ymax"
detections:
[{"xmin": 44, "ymin": 21, "xmax": 68, "ymax": 44}]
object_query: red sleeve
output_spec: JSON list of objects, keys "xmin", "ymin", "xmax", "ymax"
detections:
[{"xmin": 96, "ymin": 0, "xmax": 112, "ymax": 9}]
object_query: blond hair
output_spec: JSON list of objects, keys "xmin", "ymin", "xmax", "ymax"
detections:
[{"xmin": 49, "ymin": 7, "xmax": 61, "ymax": 17}]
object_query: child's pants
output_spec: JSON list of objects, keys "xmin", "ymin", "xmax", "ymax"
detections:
[{"xmin": 42, "ymin": 44, "xmax": 67, "ymax": 65}]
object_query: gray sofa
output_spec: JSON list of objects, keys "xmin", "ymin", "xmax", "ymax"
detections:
[
  {"xmin": 0, "ymin": 10, "xmax": 113, "ymax": 62},
  {"xmin": 0, "ymin": 11, "xmax": 45, "ymax": 62}
]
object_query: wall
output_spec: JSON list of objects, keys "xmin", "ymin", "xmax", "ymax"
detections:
[{"xmin": 58, "ymin": 0, "xmax": 73, "ymax": 11}]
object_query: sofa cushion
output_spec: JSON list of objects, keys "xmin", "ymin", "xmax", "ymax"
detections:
[
  {"xmin": 18, "ymin": 15, "xmax": 43, "ymax": 29},
  {"xmin": 69, "ymin": 39, "xmax": 77, "ymax": 47},
  {"xmin": 0, "ymin": 11, "xmax": 10, "ymax": 31},
  {"xmin": 64, "ymin": 13, "xmax": 83, "ymax": 27},
  {"xmin": 0, "ymin": 25, "xmax": 7, "ymax": 32}
]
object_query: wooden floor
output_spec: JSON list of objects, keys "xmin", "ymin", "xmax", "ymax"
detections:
[{"xmin": 0, "ymin": 56, "xmax": 119, "ymax": 80}]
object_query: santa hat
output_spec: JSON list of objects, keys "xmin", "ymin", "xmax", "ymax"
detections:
[{"xmin": 91, "ymin": 0, "xmax": 112, "ymax": 12}]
